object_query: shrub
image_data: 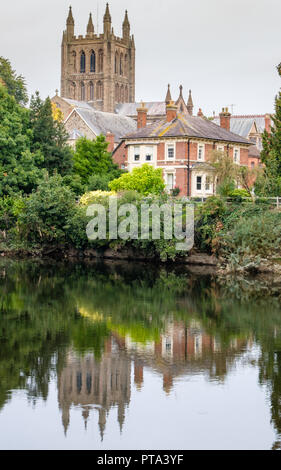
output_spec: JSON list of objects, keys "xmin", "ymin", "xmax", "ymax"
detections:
[
  {"xmin": 109, "ymin": 164, "xmax": 165, "ymax": 196},
  {"xmin": 18, "ymin": 174, "xmax": 77, "ymax": 245}
]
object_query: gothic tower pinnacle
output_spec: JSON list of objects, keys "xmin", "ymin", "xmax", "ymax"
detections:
[
  {"xmin": 103, "ymin": 3, "xmax": 111, "ymax": 37},
  {"xmin": 122, "ymin": 10, "xmax": 130, "ymax": 41},
  {"xmin": 87, "ymin": 13, "xmax": 94, "ymax": 35},
  {"xmin": 165, "ymin": 84, "xmax": 172, "ymax": 104},
  {"xmin": 66, "ymin": 6, "xmax": 74, "ymax": 39}
]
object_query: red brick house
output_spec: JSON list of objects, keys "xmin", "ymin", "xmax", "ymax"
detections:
[{"xmin": 113, "ymin": 102, "xmax": 252, "ymax": 197}]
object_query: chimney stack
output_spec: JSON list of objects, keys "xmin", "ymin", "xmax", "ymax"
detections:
[
  {"xmin": 166, "ymin": 100, "xmax": 177, "ymax": 122},
  {"xmin": 106, "ymin": 132, "xmax": 115, "ymax": 153},
  {"xmin": 219, "ymin": 107, "xmax": 231, "ymax": 131},
  {"xmin": 136, "ymin": 101, "xmax": 148, "ymax": 129},
  {"xmin": 197, "ymin": 108, "xmax": 204, "ymax": 117}
]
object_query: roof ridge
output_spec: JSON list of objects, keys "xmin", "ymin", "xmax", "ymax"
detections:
[{"xmin": 214, "ymin": 114, "xmax": 267, "ymax": 119}]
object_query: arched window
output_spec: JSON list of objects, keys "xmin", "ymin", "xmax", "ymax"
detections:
[
  {"xmin": 80, "ymin": 82, "xmax": 85, "ymax": 100},
  {"xmin": 72, "ymin": 51, "xmax": 77, "ymax": 73},
  {"xmin": 124, "ymin": 54, "xmax": 128, "ymax": 76},
  {"xmin": 69, "ymin": 81, "xmax": 76, "ymax": 99},
  {"xmin": 90, "ymin": 51, "xmax": 96, "ymax": 73},
  {"xmin": 115, "ymin": 52, "xmax": 119, "ymax": 74},
  {"xmin": 80, "ymin": 51, "xmax": 86, "ymax": 73},
  {"xmin": 120, "ymin": 54, "xmax": 123, "ymax": 75},
  {"xmin": 89, "ymin": 81, "xmax": 94, "ymax": 101},
  {"xmin": 125, "ymin": 85, "xmax": 128, "ymax": 102},
  {"xmin": 97, "ymin": 81, "xmax": 103, "ymax": 100},
  {"xmin": 120, "ymin": 85, "xmax": 124, "ymax": 103},
  {"xmin": 115, "ymin": 83, "xmax": 119, "ymax": 102},
  {"xmin": 98, "ymin": 49, "xmax": 103, "ymax": 72}
]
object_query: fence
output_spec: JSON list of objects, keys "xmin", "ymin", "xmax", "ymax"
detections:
[{"xmin": 189, "ymin": 196, "xmax": 281, "ymax": 208}]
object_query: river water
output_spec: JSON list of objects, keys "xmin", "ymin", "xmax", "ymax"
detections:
[{"xmin": 0, "ymin": 259, "xmax": 280, "ymax": 450}]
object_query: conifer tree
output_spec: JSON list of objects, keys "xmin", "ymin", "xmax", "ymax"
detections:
[
  {"xmin": 30, "ymin": 93, "xmax": 73, "ymax": 176},
  {"xmin": 260, "ymin": 94, "xmax": 281, "ymax": 195}
]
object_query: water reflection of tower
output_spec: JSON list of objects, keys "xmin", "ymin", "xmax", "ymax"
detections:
[{"xmin": 58, "ymin": 337, "xmax": 131, "ymax": 439}]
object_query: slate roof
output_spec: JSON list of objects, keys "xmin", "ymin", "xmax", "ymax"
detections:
[
  {"xmin": 59, "ymin": 97, "xmax": 93, "ymax": 111},
  {"xmin": 115, "ymin": 101, "xmax": 166, "ymax": 117},
  {"xmin": 68, "ymin": 107, "xmax": 137, "ymax": 142},
  {"xmin": 212, "ymin": 115, "xmax": 269, "ymax": 138},
  {"xmin": 123, "ymin": 114, "xmax": 251, "ymax": 145}
]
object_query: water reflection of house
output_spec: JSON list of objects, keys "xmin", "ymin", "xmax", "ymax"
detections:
[
  {"xmin": 114, "ymin": 321, "xmax": 248, "ymax": 394},
  {"xmin": 58, "ymin": 320, "xmax": 249, "ymax": 436},
  {"xmin": 58, "ymin": 338, "xmax": 131, "ymax": 439}
]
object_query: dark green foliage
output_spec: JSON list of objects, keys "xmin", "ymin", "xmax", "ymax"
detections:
[
  {"xmin": 30, "ymin": 93, "xmax": 73, "ymax": 176},
  {"xmin": 259, "ymin": 77, "xmax": 281, "ymax": 195},
  {"xmin": 18, "ymin": 174, "xmax": 77, "ymax": 245},
  {"xmin": 73, "ymin": 135, "xmax": 120, "ymax": 185},
  {"xmin": 0, "ymin": 57, "xmax": 28, "ymax": 105},
  {"xmin": 194, "ymin": 196, "xmax": 227, "ymax": 252},
  {"xmin": 0, "ymin": 85, "xmax": 45, "ymax": 196},
  {"xmin": 86, "ymin": 173, "xmax": 113, "ymax": 191}
]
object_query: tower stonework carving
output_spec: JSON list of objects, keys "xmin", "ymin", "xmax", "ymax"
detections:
[{"xmin": 61, "ymin": 5, "xmax": 135, "ymax": 113}]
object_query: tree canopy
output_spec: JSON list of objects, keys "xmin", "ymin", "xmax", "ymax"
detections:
[
  {"xmin": 30, "ymin": 92, "xmax": 73, "ymax": 176},
  {"xmin": 0, "ymin": 57, "xmax": 28, "ymax": 105},
  {"xmin": 0, "ymin": 84, "xmax": 44, "ymax": 196},
  {"xmin": 73, "ymin": 135, "xmax": 120, "ymax": 185},
  {"xmin": 109, "ymin": 163, "xmax": 165, "ymax": 195}
]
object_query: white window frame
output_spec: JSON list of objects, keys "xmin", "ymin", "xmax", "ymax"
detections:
[
  {"xmin": 166, "ymin": 142, "xmax": 176, "ymax": 160},
  {"xmin": 205, "ymin": 175, "xmax": 212, "ymax": 192},
  {"xmin": 145, "ymin": 146, "xmax": 153, "ymax": 162},
  {"xmin": 197, "ymin": 143, "xmax": 205, "ymax": 161},
  {"xmin": 134, "ymin": 146, "xmax": 140, "ymax": 162},
  {"xmin": 233, "ymin": 147, "xmax": 240, "ymax": 164},
  {"xmin": 196, "ymin": 175, "xmax": 202, "ymax": 191},
  {"xmin": 166, "ymin": 173, "xmax": 175, "ymax": 192}
]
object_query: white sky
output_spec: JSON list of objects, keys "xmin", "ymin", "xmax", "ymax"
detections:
[{"xmin": 0, "ymin": 0, "xmax": 280, "ymax": 116}]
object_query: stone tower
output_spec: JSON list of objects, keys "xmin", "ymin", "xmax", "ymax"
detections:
[{"xmin": 61, "ymin": 4, "xmax": 135, "ymax": 113}]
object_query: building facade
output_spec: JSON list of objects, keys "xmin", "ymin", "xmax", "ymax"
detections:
[
  {"xmin": 113, "ymin": 101, "xmax": 251, "ymax": 198},
  {"xmin": 61, "ymin": 5, "xmax": 135, "ymax": 113}
]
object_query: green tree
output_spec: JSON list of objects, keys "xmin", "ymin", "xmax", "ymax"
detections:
[
  {"xmin": 30, "ymin": 93, "xmax": 73, "ymax": 176},
  {"xmin": 0, "ymin": 84, "xmax": 44, "ymax": 196},
  {"xmin": 109, "ymin": 163, "xmax": 165, "ymax": 195},
  {"xmin": 18, "ymin": 173, "xmax": 77, "ymax": 245},
  {"xmin": 0, "ymin": 57, "xmax": 28, "ymax": 105},
  {"xmin": 73, "ymin": 135, "xmax": 120, "ymax": 185},
  {"xmin": 209, "ymin": 150, "xmax": 237, "ymax": 196},
  {"xmin": 260, "ymin": 89, "xmax": 281, "ymax": 196}
]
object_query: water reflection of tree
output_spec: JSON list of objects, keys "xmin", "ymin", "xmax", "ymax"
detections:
[{"xmin": 0, "ymin": 260, "xmax": 281, "ymax": 445}]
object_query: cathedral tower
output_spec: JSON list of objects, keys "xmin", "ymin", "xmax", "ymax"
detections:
[{"xmin": 61, "ymin": 4, "xmax": 135, "ymax": 113}]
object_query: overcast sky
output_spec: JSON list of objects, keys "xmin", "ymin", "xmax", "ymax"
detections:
[{"xmin": 1, "ymin": 0, "xmax": 280, "ymax": 116}]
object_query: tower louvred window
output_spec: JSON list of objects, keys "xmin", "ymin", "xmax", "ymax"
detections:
[
  {"xmin": 80, "ymin": 51, "xmax": 86, "ymax": 73},
  {"xmin": 90, "ymin": 51, "xmax": 96, "ymax": 72}
]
